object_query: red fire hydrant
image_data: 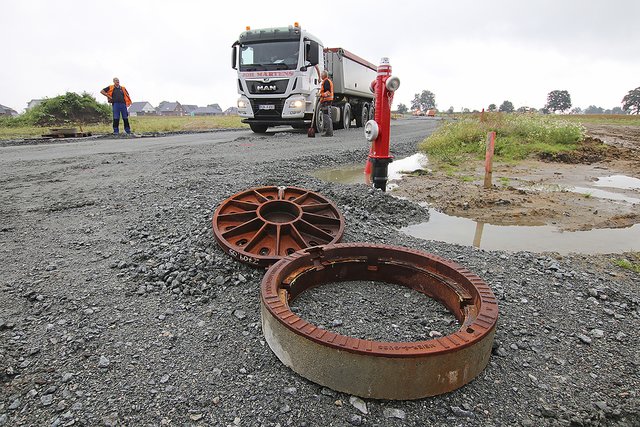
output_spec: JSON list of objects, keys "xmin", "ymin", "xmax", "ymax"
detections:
[{"xmin": 364, "ymin": 57, "xmax": 400, "ymax": 191}]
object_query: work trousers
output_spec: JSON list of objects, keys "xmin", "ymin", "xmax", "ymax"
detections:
[
  {"xmin": 320, "ymin": 101, "xmax": 333, "ymax": 136},
  {"xmin": 112, "ymin": 103, "xmax": 130, "ymax": 134}
]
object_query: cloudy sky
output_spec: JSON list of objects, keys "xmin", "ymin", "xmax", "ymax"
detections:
[{"xmin": 2, "ymin": 0, "xmax": 639, "ymax": 113}]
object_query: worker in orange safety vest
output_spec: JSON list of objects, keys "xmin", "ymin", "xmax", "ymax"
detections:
[
  {"xmin": 319, "ymin": 70, "xmax": 334, "ymax": 137},
  {"xmin": 100, "ymin": 77, "xmax": 132, "ymax": 135}
]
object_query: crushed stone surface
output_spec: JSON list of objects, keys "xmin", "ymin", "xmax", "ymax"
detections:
[{"xmin": 0, "ymin": 118, "xmax": 638, "ymax": 426}]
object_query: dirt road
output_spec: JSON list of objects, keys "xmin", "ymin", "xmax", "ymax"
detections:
[{"xmin": 1, "ymin": 119, "xmax": 638, "ymax": 426}]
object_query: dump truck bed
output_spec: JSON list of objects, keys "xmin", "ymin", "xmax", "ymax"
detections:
[{"xmin": 324, "ymin": 48, "xmax": 377, "ymax": 100}]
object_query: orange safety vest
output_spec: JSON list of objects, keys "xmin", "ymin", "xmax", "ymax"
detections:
[
  {"xmin": 105, "ymin": 85, "xmax": 132, "ymax": 107},
  {"xmin": 319, "ymin": 77, "xmax": 334, "ymax": 103}
]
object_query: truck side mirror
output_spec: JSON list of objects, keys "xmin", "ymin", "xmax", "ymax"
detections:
[
  {"xmin": 231, "ymin": 43, "xmax": 238, "ymax": 70},
  {"xmin": 305, "ymin": 40, "xmax": 319, "ymax": 66}
]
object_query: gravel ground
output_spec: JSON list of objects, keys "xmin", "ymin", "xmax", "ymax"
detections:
[
  {"xmin": 1, "ymin": 118, "xmax": 638, "ymax": 426},
  {"xmin": 290, "ymin": 281, "xmax": 459, "ymax": 342}
]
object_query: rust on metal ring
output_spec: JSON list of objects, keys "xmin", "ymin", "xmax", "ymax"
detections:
[
  {"xmin": 213, "ymin": 186, "xmax": 345, "ymax": 267},
  {"xmin": 260, "ymin": 243, "xmax": 498, "ymax": 399}
]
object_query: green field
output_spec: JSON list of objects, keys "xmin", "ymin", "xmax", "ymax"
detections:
[
  {"xmin": 0, "ymin": 115, "xmax": 248, "ymax": 140},
  {"xmin": 419, "ymin": 113, "xmax": 586, "ymax": 165},
  {"xmin": 437, "ymin": 113, "xmax": 640, "ymax": 126},
  {"xmin": 550, "ymin": 114, "xmax": 640, "ymax": 126}
]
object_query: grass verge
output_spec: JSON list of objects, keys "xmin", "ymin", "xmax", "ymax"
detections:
[
  {"xmin": 612, "ymin": 254, "xmax": 640, "ymax": 273},
  {"xmin": 419, "ymin": 113, "xmax": 586, "ymax": 165},
  {"xmin": 0, "ymin": 115, "xmax": 248, "ymax": 140}
]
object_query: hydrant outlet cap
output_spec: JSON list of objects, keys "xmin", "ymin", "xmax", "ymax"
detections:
[
  {"xmin": 364, "ymin": 120, "xmax": 379, "ymax": 142},
  {"xmin": 386, "ymin": 76, "xmax": 401, "ymax": 92}
]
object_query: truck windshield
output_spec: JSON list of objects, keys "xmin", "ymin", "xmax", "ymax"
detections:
[{"xmin": 239, "ymin": 41, "xmax": 300, "ymax": 71}]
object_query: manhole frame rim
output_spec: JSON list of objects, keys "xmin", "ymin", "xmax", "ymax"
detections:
[{"xmin": 261, "ymin": 242, "xmax": 499, "ymax": 358}]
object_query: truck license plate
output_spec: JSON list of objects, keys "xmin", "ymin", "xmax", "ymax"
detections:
[{"xmin": 258, "ymin": 104, "xmax": 275, "ymax": 110}]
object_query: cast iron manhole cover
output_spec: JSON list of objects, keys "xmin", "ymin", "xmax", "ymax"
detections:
[{"xmin": 212, "ymin": 186, "xmax": 345, "ymax": 267}]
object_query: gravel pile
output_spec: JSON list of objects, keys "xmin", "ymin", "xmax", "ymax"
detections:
[{"xmin": 1, "ymin": 123, "xmax": 638, "ymax": 426}]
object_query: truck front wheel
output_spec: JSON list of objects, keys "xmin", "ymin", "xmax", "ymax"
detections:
[{"xmin": 249, "ymin": 124, "xmax": 268, "ymax": 134}]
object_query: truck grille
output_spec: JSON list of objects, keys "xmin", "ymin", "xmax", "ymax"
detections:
[
  {"xmin": 250, "ymin": 98, "xmax": 286, "ymax": 118},
  {"xmin": 247, "ymin": 79, "xmax": 288, "ymax": 95}
]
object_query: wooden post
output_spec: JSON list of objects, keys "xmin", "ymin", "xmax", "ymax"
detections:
[
  {"xmin": 484, "ymin": 131, "xmax": 496, "ymax": 189},
  {"xmin": 473, "ymin": 222, "xmax": 485, "ymax": 248}
]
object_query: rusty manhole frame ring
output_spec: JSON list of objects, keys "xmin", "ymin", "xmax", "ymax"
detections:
[
  {"xmin": 260, "ymin": 243, "xmax": 499, "ymax": 400},
  {"xmin": 213, "ymin": 186, "xmax": 345, "ymax": 267}
]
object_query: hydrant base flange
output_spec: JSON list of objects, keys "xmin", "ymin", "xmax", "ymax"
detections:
[{"xmin": 369, "ymin": 157, "xmax": 393, "ymax": 190}]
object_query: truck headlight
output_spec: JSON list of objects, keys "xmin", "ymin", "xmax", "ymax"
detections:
[
  {"xmin": 289, "ymin": 99, "xmax": 304, "ymax": 109},
  {"xmin": 238, "ymin": 99, "xmax": 247, "ymax": 108}
]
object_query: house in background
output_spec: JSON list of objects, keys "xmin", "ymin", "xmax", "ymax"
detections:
[
  {"xmin": 208, "ymin": 104, "xmax": 223, "ymax": 114},
  {"xmin": 182, "ymin": 104, "xmax": 198, "ymax": 116},
  {"xmin": 156, "ymin": 101, "xmax": 169, "ymax": 111},
  {"xmin": 156, "ymin": 101, "xmax": 185, "ymax": 116},
  {"xmin": 26, "ymin": 99, "xmax": 45, "ymax": 111},
  {"xmin": 193, "ymin": 104, "xmax": 223, "ymax": 116},
  {"xmin": 128, "ymin": 101, "xmax": 156, "ymax": 116},
  {"xmin": 224, "ymin": 106, "xmax": 238, "ymax": 115},
  {"xmin": 0, "ymin": 104, "xmax": 18, "ymax": 116}
]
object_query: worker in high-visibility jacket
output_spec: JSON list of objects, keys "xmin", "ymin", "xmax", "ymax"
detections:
[
  {"xmin": 319, "ymin": 70, "xmax": 334, "ymax": 137},
  {"xmin": 100, "ymin": 77, "xmax": 132, "ymax": 135}
]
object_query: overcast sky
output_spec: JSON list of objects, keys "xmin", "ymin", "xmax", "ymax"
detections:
[{"xmin": 2, "ymin": 0, "xmax": 639, "ymax": 113}]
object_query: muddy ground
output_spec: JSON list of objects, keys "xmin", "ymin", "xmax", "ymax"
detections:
[{"xmin": 393, "ymin": 123, "xmax": 640, "ymax": 232}]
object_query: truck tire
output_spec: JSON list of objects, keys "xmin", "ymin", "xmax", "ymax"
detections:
[
  {"xmin": 315, "ymin": 102, "xmax": 323, "ymax": 132},
  {"xmin": 342, "ymin": 103, "xmax": 352, "ymax": 130},
  {"xmin": 249, "ymin": 124, "xmax": 268, "ymax": 134},
  {"xmin": 333, "ymin": 105, "xmax": 343, "ymax": 130},
  {"xmin": 356, "ymin": 103, "xmax": 369, "ymax": 127}
]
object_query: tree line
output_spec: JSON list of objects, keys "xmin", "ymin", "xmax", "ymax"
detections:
[{"xmin": 398, "ymin": 87, "xmax": 640, "ymax": 115}]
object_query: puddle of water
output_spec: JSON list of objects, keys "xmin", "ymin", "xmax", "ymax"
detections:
[
  {"xmin": 593, "ymin": 175, "xmax": 640, "ymax": 190},
  {"xmin": 312, "ymin": 164, "xmax": 366, "ymax": 185},
  {"xmin": 313, "ymin": 157, "xmax": 640, "ymax": 254},
  {"xmin": 402, "ymin": 210, "xmax": 640, "ymax": 254},
  {"xmin": 570, "ymin": 186, "xmax": 640, "ymax": 204},
  {"xmin": 312, "ymin": 153, "xmax": 428, "ymax": 185},
  {"xmin": 518, "ymin": 180, "xmax": 640, "ymax": 205}
]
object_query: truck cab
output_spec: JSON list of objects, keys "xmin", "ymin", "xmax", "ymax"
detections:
[{"xmin": 232, "ymin": 23, "xmax": 375, "ymax": 134}]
